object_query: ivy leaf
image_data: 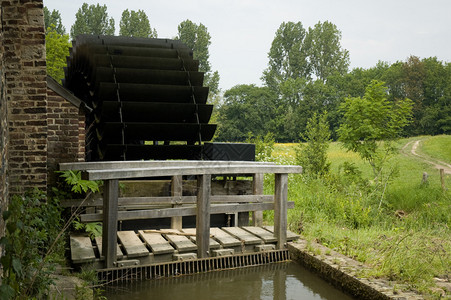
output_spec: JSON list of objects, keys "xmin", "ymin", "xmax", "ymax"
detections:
[
  {"xmin": 11, "ymin": 258, "xmax": 23, "ymax": 277},
  {"xmin": 0, "ymin": 284, "xmax": 15, "ymax": 300}
]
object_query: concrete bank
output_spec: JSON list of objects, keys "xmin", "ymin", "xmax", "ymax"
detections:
[{"xmin": 288, "ymin": 240, "xmax": 425, "ymax": 300}]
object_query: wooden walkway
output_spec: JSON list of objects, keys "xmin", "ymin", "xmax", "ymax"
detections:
[
  {"xmin": 70, "ymin": 226, "xmax": 299, "ymax": 267},
  {"xmin": 61, "ymin": 160, "xmax": 303, "ymax": 269}
]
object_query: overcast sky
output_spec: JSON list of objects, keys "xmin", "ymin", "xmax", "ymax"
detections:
[{"xmin": 44, "ymin": 0, "xmax": 451, "ymax": 91}]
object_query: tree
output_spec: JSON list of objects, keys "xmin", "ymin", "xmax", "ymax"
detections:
[
  {"xmin": 177, "ymin": 20, "xmax": 220, "ymax": 96},
  {"xmin": 46, "ymin": 26, "xmax": 71, "ymax": 82},
  {"xmin": 70, "ymin": 3, "xmax": 115, "ymax": 39},
  {"xmin": 44, "ymin": 7, "xmax": 65, "ymax": 35},
  {"xmin": 296, "ymin": 111, "xmax": 331, "ymax": 177},
  {"xmin": 119, "ymin": 9, "xmax": 157, "ymax": 38},
  {"xmin": 262, "ymin": 21, "xmax": 310, "ymax": 93},
  {"xmin": 337, "ymin": 80, "xmax": 413, "ymax": 178},
  {"xmin": 307, "ymin": 21, "xmax": 350, "ymax": 82},
  {"xmin": 215, "ymin": 85, "xmax": 278, "ymax": 141}
]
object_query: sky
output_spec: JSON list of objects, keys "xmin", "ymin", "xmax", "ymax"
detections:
[{"xmin": 43, "ymin": 0, "xmax": 451, "ymax": 91}]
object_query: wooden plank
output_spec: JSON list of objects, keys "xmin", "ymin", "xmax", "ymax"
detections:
[
  {"xmin": 221, "ymin": 227, "xmax": 263, "ymax": 245},
  {"xmin": 117, "ymin": 231, "xmax": 149, "ymax": 258},
  {"xmin": 210, "ymin": 228, "xmax": 241, "ymax": 247},
  {"xmin": 274, "ymin": 174, "xmax": 288, "ymax": 249},
  {"xmin": 262, "ymin": 226, "xmax": 299, "ymax": 241},
  {"xmin": 163, "ymin": 229, "xmax": 197, "ymax": 252},
  {"xmin": 241, "ymin": 226, "xmax": 276, "ymax": 243},
  {"xmin": 138, "ymin": 230, "xmax": 174, "ymax": 255},
  {"xmin": 82, "ymin": 164, "xmax": 303, "ymax": 181},
  {"xmin": 60, "ymin": 160, "xmax": 275, "ymax": 171},
  {"xmin": 94, "ymin": 236, "xmax": 124, "ymax": 260},
  {"xmin": 61, "ymin": 194, "xmax": 274, "ymax": 208},
  {"xmin": 182, "ymin": 228, "xmax": 220, "ymax": 249},
  {"xmin": 252, "ymin": 173, "xmax": 264, "ymax": 226},
  {"xmin": 60, "ymin": 160, "xmax": 277, "ymax": 171},
  {"xmin": 103, "ymin": 179, "xmax": 119, "ymax": 268},
  {"xmin": 171, "ymin": 175, "xmax": 183, "ymax": 230},
  {"xmin": 80, "ymin": 202, "xmax": 295, "ymax": 222},
  {"xmin": 196, "ymin": 175, "xmax": 211, "ymax": 258},
  {"xmin": 70, "ymin": 234, "xmax": 95, "ymax": 263}
]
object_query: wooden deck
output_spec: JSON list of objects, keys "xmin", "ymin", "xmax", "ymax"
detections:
[
  {"xmin": 62, "ymin": 160, "xmax": 302, "ymax": 270},
  {"xmin": 70, "ymin": 226, "xmax": 299, "ymax": 267}
]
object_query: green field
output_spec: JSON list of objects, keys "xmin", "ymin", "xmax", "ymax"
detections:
[{"xmin": 267, "ymin": 136, "xmax": 451, "ymax": 298}]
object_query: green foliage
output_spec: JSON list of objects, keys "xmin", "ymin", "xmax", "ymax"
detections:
[
  {"xmin": 337, "ymin": 80, "xmax": 413, "ymax": 177},
  {"xmin": 44, "ymin": 7, "xmax": 65, "ymax": 35},
  {"xmin": 58, "ymin": 170, "xmax": 100, "ymax": 194},
  {"xmin": 307, "ymin": 21, "xmax": 350, "ymax": 82},
  {"xmin": 266, "ymin": 137, "xmax": 451, "ymax": 296},
  {"xmin": 119, "ymin": 9, "xmax": 157, "ymax": 38},
  {"xmin": 45, "ymin": 25, "xmax": 71, "ymax": 82},
  {"xmin": 215, "ymin": 84, "xmax": 279, "ymax": 141},
  {"xmin": 262, "ymin": 21, "xmax": 310, "ymax": 92},
  {"xmin": 246, "ymin": 132, "xmax": 275, "ymax": 162},
  {"xmin": 73, "ymin": 220, "xmax": 102, "ymax": 239},
  {"xmin": 0, "ymin": 189, "xmax": 62, "ymax": 299},
  {"xmin": 70, "ymin": 3, "xmax": 115, "ymax": 39},
  {"xmin": 296, "ymin": 111, "xmax": 331, "ymax": 177},
  {"xmin": 177, "ymin": 20, "xmax": 220, "ymax": 96}
]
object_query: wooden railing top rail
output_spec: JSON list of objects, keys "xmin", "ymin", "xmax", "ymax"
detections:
[
  {"xmin": 59, "ymin": 160, "xmax": 278, "ymax": 171},
  {"xmin": 74, "ymin": 163, "xmax": 302, "ymax": 181}
]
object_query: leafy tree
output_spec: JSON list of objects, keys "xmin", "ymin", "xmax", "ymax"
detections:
[
  {"xmin": 215, "ymin": 85, "xmax": 278, "ymax": 141},
  {"xmin": 44, "ymin": 7, "xmax": 65, "ymax": 35},
  {"xmin": 296, "ymin": 111, "xmax": 331, "ymax": 177},
  {"xmin": 337, "ymin": 80, "xmax": 413, "ymax": 178},
  {"xmin": 177, "ymin": 20, "xmax": 220, "ymax": 96},
  {"xmin": 46, "ymin": 25, "xmax": 71, "ymax": 82},
  {"xmin": 307, "ymin": 21, "xmax": 350, "ymax": 82},
  {"xmin": 119, "ymin": 9, "xmax": 157, "ymax": 38},
  {"xmin": 262, "ymin": 21, "xmax": 311, "ymax": 93},
  {"xmin": 70, "ymin": 3, "xmax": 115, "ymax": 39}
]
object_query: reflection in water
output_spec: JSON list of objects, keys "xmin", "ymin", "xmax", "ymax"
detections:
[{"xmin": 104, "ymin": 262, "xmax": 354, "ymax": 300}]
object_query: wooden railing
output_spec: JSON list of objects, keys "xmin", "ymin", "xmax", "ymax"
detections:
[{"xmin": 60, "ymin": 160, "xmax": 302, "ymax": 268}]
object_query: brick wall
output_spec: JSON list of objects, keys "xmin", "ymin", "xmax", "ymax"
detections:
[
  {"xmin": 2, "ymin": 0, "xmax": 47, "ymax": 194},
  {"xmin": 0, "ymin": 3, "xmax": 9, "ymax": 278},
  {"xmin": 47, "ymin": 83, "xmax": 85, "ymax": 185}
]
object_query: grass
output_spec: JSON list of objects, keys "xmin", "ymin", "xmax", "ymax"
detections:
[
  {"xmin": 419, "ymin": 135, "xmax": 451, "ymax": 163},
  {"xmin": 266, "ymin": 136, "xmax": 451, "ymax": 298}
]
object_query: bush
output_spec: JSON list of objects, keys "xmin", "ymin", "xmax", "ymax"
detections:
[{"xmin": 0, "ymin": 189, "xmax": 62, "ymax": 299}]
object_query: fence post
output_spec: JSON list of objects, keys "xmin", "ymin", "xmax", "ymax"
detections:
[
  {"xmin": 252, "ymin": 173, "xmax": 264, "ymax": 226},
  {"xmin": 171, "ymin": 175, "xmax": 183, "ymax": 230},
  {"xmin": 274, "ymin": 173, "xmax": 288, "ymax": 250},
  {"xmin": 196, "ymin": 174, "xmax": 211, "ymax": 258},
  {"xmin": 103, "ymin": 179, "xmax": 119, "ymax": 268}
]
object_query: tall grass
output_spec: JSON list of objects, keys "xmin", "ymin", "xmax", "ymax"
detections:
[{"xmin": 267, "ymin": 136, "xmax": 451, "ymax": 297}]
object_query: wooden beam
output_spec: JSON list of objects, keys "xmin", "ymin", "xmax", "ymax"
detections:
[
  {"xmin": 80, "ymin": 202, "xmax": 294, "ymax": 223},
  {"xmin": 274, "ymin": 174, "xmax": 288, "ymax": 250},
  {"xmin": 252, "ymin": 173, "xmax": 264, "ymax": 226},
  {"xmin": 61, "ymin": 194, "xmax": 274, "ymax": 207},
  {"xmin": 196, "ymin": 175, "xmax": 211, "ymax": 258},
  {"xmin": 82, "ymin": 164, "xmax": 303, "ymax": 181},
  {"xmin": 60, "ymin": 160, "xmax": 276, "ymax": 171},
  {"xmin": 102, "ymin": 179, "xmax": 119, "ymax": 268},
  {"xmin": 171, "ymin": 175, "xmax": 183, "ymax": 230}
]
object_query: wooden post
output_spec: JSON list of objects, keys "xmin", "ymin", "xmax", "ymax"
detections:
[
  {"xmin": 196, "ymin": 174, "xmax": 211, "ymax": 258},
  {"xmin": 274, "ymin": 173, "xmax": 288, "ymax": 250},
  {"xmin": 252, "ymin": 173, "xmax": 264, "ymax": 226},
  {"xmin": 440, "ymin": 169, "xmax": 446, "ymax": 191},
  {"xmin": 171, "ymin": 175, "xmax": 183, "ymax": 230},
  {"xmin": 102, "ymin": 179, "xmax": 119, "ymax": 268}
]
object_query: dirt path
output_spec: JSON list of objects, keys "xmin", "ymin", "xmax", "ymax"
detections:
[{"xmin": 402, "ymin": 139, "xmax": 451, "ymax": 174}]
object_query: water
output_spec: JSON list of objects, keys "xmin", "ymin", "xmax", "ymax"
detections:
[{"xmin": 104, "ymin": 262, "xmax": 355, "ymax": 300}]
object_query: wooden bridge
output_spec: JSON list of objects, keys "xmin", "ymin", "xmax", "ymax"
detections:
[{"xmin": 60, "ymin": 160, "xmax": 302, "ymax": 276}]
